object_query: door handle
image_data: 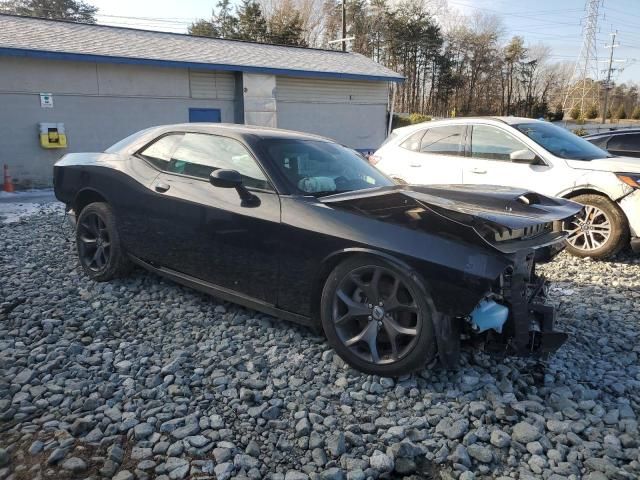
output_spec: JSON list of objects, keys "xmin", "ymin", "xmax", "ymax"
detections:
[
  {"xmin": 155, "ymin": 182, "xmax": 170, "ymax": 193},
  {"xmin": 471, "ymin": 168, "xmax": 487, "ymax": 174}
]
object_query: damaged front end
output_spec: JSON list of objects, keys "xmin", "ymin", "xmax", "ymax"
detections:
[
  {"xmin": 466, "ymin": 250, "xmax": 567, "ymax": 359},
  {"xmin": 321, "ymin": 184, "xmax": 583, "ymax": 363}
]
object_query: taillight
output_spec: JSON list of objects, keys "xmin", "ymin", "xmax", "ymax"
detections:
[{"xmin": 368, "ymin": 154, "xmax": 382, "ymax": 165}]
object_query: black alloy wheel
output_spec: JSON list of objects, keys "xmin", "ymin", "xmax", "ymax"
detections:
[
  {"xmin": 75, "ymin": 202, "xmax": 131, "ymax": 281},
  {"xmin": 321, "ymin": 256, "xmax": 437, "ymax": 376},
  {"xmin": 78, "ymin": 212, "xmax": 111, "ymax": 272}
]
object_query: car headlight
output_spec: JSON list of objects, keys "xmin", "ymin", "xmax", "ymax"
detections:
[{"xmin": 616, "ymin": 173, "xmax": 640, "ymax": 189}]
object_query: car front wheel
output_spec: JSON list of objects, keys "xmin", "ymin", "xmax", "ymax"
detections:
[
  {"xmin": 76, "ymin": 202, "xmax": 131, "ymax": 281},
  {"xmin": 320, "ymin": 256, "xmax": 438, "ymax": 376},
  {"xmin": 564, "ymin": 194, "xmax": 628, "ymax": 259}
]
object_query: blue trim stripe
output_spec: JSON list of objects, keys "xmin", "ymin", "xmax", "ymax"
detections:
[{"xmin": 0, "ymin": 47, "xmax": 405, "ymax": 83}]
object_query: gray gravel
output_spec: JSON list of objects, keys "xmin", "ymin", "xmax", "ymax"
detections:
[{"xmin": 0, "ymin": 206, "xmax": 639, "ymax": 479}]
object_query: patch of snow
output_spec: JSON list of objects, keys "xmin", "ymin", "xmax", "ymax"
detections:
[{"xmin": 0, "ymin": 202, "xmax": 61, "ymax": 224}]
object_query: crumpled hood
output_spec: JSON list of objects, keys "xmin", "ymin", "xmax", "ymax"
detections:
[
  {"xmin": 320, "ymin": 184, "xmax": 582, "ymax": 253},
  {"xmin": 565, "ymin": 156, "xmax": 640, "ymax": 173}
]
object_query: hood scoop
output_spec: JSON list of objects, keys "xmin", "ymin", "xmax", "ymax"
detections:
[
  {"xmin": 321, "ymin": 184, "xmax": 581, "ymax": 230},
  {"xmin": 320, "ymin": 184, "xmax": 583, "ymax": 254}
]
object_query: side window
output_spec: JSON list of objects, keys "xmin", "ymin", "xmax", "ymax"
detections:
[
  {"xmin": 471, "ymin": 125, "xmax": 530, "ymax": 161},
  {"xmin": 608, "ymin": 133, "xmax": 640, "ymax": 152},
  {"xmin": 400, "ymin": 130, "xmax": 426, "ymax": 152},
  {"xmin": 138, "ymin": 134, "xmax": 183, "ymax": 170},
  {"xmin": 141, "ymin": 133, "xmax": 272, "ymax": 190},
  {"xmin": 419, "ymin": 126, "xmax": 464, "ymax": 156},
  {"xmin": 588, "ymin": 136, "xmax": 609, "ymax": 149}
]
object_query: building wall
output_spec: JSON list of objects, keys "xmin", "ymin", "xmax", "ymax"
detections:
[
  {"xmin": 1, "ymin": 57, "xmax": 391, "ymax": 187},
  {"xmin": 275, "ymin": 76, "xmax": 389, "ymax": 151},
  {"xmin": 0, "ymin": 57, "xmax": 237, "ymax": 187}
]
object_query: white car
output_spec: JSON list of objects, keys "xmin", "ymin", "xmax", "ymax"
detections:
[{"xmin": 371, "ymin": 117, "xmax": 640, "ymax": 259}]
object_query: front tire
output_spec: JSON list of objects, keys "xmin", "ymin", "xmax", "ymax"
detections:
[
  {"xmin": 320, "ymin": 256, "xmax": 438, "ymax": 376},
  {"xmin": 76, "ymin": 202, "xmax": 131, "ymax": 281},
  {"xmin": 564, "ymin": 194, "xmax": 628, "ymax": 259}
]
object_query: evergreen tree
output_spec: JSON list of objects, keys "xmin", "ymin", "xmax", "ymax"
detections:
[
  {"xmin": 553, "ymin": 103, "xmax": 564, "ymax": 121},
  {"xmin": 215, "ymin": 0, "xmax": 238, "ymax": 38},
  {"xmin": 1, "ymin": 0, "xmax": 97, "ymax": 23},
  {"xmin": 503, "ymin": 36, "xmax": 526, "ymax": 115},
  {"xmin": 569, "ymin": 105, "xmax": 581, "ymax": 120},
  {"xmin": 188, "ymin": 18, "xmax": 219, "ymax": 37},
  {"xmin": 236, "ymin": 0, "xmax": 267, "ymax": 42},
  {"xmin": 632, "ymin": 106, "xmax": 640, "ymax": 120},
  {"xmin": 188, "ymin": 0, "xmax": 237, "ymax": 39},
  {"xmin": 585, "ymin": 104, "xmax": 598, "ymax": 119},
  {"xmin": 267, "ymin": 1, "xmax": 307, "ymax": 47},
  {"xmin": 616, "ymin": 104, "xmax": 627, "ymax": 120}
]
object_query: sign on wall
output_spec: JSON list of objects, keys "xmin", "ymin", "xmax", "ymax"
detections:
[{"xmin": 40, "ymin": 93, "xmax": 53, "ymax": 108}]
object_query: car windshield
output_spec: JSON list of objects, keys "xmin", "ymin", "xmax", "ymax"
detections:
[
  {"xmin": 514, "ymin": 122, "xmax": 612, "ymax": 160},
  {"xmin": 261, "ymin": 139, "xmax": 394, "ymax": 196}
]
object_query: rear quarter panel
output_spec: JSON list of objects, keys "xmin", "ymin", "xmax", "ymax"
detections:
[{"xmin": 54, "ymin": 154, "xmax": 161, "ymax": 258}]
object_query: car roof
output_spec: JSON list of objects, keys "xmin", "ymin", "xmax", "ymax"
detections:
[
  {"xmin": 392, "ymin": 116, "xmax": 543, "ymax": 135},
  {"xmin": 148, "ymin": 123, "xmax": 333, "ymax": 141},
  {"xmin": 105, "ymin": 123, "xmax": 334, "ymax": 155}
]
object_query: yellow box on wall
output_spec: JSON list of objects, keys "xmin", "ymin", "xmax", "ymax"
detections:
[{"xmin": 39, "ymin": 123, "xmax": 67, "ymax": 149}]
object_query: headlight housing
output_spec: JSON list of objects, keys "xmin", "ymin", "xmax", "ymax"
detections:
[{"xmin": 616, "ymin": 173, "xmax": 640, "ymax": 189}]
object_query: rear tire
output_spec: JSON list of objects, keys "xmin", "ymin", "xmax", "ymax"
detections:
[
  {"xmin": 76, "ymin": 202, "xmax": 131, "ymax": 281},
  {"xmin": 564, "ymin": 194, "xmax": 628, "ymax": 259},
  {"xmin": 320, "ymin": 256, "xmax": 438, "ymax": 376}
]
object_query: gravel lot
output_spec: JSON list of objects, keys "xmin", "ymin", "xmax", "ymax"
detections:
[{"xmin": 1, "ymin": 206, "xmax": 639, "ymax": 480}]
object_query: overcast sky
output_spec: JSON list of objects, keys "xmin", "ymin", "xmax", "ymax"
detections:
[{"xmin": 91, "ymin": 0, "xmax": 639, "ymax": 83}]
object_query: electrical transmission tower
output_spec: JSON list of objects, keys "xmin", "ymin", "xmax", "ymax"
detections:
[{"xmin": 563, "ymin": 0, "xmax": 603, "ymax": 116}]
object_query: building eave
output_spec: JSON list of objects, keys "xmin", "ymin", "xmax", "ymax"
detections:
[{"xmin": 0, "ymin": 47, "xmax": 405, "ymax": 83}]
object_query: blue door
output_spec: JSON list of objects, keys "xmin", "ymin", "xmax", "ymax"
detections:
[{"xmin": 188, "ymin": 108, "xmax": 221, "ymax": 123}]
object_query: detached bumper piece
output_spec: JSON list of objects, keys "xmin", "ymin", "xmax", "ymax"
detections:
[{"xmin": 485, "ymin": 251, "xmax": 567, "ymax": 358}]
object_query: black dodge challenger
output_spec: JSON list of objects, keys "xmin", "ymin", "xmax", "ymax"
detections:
[{"xmin": 54, "ymin": 124, "xmax": 582, "ymax": 376}]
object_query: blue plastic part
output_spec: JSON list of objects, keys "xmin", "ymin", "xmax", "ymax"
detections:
[{"xmin": 470, "ymin": 299, "xmax": 509, "ymax": 334}]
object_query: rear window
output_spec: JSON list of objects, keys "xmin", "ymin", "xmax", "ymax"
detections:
[
  {"xmin": 400, "ymin": 130, "xmax": 425, "ymax": 151},
  {"xmin": 105, "ymin": 128, "xmax": 155, "ymax": 153},
  {"xmin": 379, "ymin": 132, "xmax": 398, "ymax": 148}
]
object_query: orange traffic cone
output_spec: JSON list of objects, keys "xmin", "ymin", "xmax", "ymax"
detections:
[{"xmin": 3, "ymin": 164, "xmax": 14, "ymax": 193}]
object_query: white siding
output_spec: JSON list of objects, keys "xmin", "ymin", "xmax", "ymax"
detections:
[
  {"xmin": 275, "ymin": 76, "xmax": 388, "ymax": 105},
  {"xmin": 189, "ymin": 70, "xmax": 236, "ymax": 100}
]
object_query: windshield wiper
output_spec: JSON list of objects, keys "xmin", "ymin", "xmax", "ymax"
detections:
[{"xmin": 309, "ymin": 190, "xmax": 350, "ymax": 197}]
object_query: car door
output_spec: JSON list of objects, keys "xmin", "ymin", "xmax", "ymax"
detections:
[
  {"xmin": 463, "ymin": 124, "xmax": 557, "ymax": 195},
  {"xmin": 607, "ymin": 133, "xmax": 640, "ymax": 158},
  {"xmin": 397, "ymin": 125, "xmax": 466, "ymax": 184},
  {"xmin": 136, "ymin": 132, "xmax": 281, "ymax": 304}
]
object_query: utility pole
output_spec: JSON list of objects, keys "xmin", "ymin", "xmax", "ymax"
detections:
[
  {"xmin": 341, "ymin": 0, "xmax": 347, "ymax": 52},
  {"xmin": 600, "ymin": 31, "xmax": 618, "ymax": 123}
]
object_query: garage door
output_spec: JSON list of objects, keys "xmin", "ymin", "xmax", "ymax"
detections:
[
  {"xmin": 275, "ymin": 76, "xmax": 389, "ymax": 150},
  {"xmin": 275, "ymin": 77, "xmax": 388, "ymax": 105}
]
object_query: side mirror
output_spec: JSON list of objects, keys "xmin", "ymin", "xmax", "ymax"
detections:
[
  {"xmin": 209, "ymin": 169, "xmax": 259, "ymax": 206},
  {"xmin": 210, "ymin": 169, "xmax": 242, "ymax": 188},
  {"xmin": 510, "ymin": 149, "xmax": 537, "ymax": 164}
]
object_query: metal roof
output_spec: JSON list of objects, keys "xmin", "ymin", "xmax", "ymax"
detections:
[{"xmin": 0, "ymin": 14, "xmax": 403, "ymax": 82}]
